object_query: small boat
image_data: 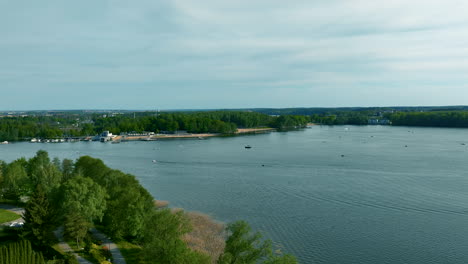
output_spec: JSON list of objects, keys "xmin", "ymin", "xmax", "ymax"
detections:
[
  {"xmin": 0, "ymin": 141, "xmax": 9, "ymax": 145},
  {"xmin": 152, "ymin": 160, "xmax": 157, "ymax": 163},
  {"xmin": 245, "ymin": 145, "xmax": 252, "ymax": 149}
]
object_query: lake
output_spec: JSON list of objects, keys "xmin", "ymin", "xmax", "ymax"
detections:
[{"xmin": 1, "ymin": 125, "xmax": 468, "ymax": 263}]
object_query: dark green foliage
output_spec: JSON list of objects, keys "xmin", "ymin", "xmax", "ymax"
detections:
[
  {"xmin": 60, "ymin": 159, "xmax": 74, "ymax": 182},
  {"xmin": 141, "ymin": 209, "xmax": 210, "ymax": 264},
  {"xmin": 92, "ymin": 111, "xmax": 247, "ymax": 134},
  {"xmin": 64, "ymin": 212, "xmax": 90, "ymax": 246},
  {"xmin": 23, "ymin": 185, "xmax": 57, "ymax": 246},
  {"xmin": 59, "ymin": 175, "xmax": 106, "ymax": 248},
  {"xmin": 389, "ymin": 111, "xmax": 468, "ymax": 127},
  {"xmin": 219, "ymin": 221, "xmax": 297, "ymax": 264},
  {"xmin": 310, "ymin": 112, "xmax": 369, "ymax": 125},
  {"xmin": 218, "ymin": 221, "xmax": 271, "ymax": 264},
  {"xmin": 271, "ymin": 115, "xmax": 309, "ymax": 130},
  {"xmin": 0, "ymin": 160, "xmax": 5, "ymax": 192},
  {"xmin": 73, "ymin": 156, "xmax": 110, "ymax": 186},
  {"xmin": 101, "ymin": 170, "xmax": 154, "ymax": 239},
  {"xmin": 75, "ymin": 156, "xmax": 154, "ymax": 239},
  {"xmin": 0, "ymin": 240, "xmax": 46, "ymax": 264},
  {"xmin": 2, "ymin": 159, "xmax": 29, "ymax": 201}
]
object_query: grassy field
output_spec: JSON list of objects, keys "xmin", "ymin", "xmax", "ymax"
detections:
[{"xmin": 0, "ymin": 208, "xmax": 20, "ymax": 223}]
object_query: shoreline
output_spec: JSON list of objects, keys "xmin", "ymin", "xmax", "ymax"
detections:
[
  {"xmin": 115, "ymin": 127, "xmax": 276, "ymax": 141},
  {"xmin": 0, "ymin": 127, "xmax": 278, "ymax": 144}
]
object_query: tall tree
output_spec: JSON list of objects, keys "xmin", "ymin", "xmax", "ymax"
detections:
[
  {"xmin": 27, "ymin": 151, "xmax": 63, "ymax": 194},
  {"xmin": 2, "ymin": 159, "xmax": 29, "ymax": 201},
  {"xmin": 22, "ymin": 184, "xmax": 57, "ymax": 246},
  {"xmin": 64, "ymin": 211, "xmax": 91, "ymax": 246},
  {"xmin": 102, "ymin": 170, "xmax": 154, "ymax": 239},
  {"xmin": 60, "ymin": 176, "xmax": 107, "ymax": 246}
]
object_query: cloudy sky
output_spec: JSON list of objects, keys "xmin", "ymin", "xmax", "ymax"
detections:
[{"xmin": 1, "ymin": 0, "xmax": 468, "ymax": 110}]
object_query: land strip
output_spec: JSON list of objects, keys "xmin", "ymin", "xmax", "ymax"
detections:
[{"xmin": 113, "ymin": 127, "xmax": 276, "ymax": 141}]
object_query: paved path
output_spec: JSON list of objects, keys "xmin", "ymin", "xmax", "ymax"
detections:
[
  {"xmin": 90, "ymin": 228, "xmax": 126, "ymax": 264},
  {"xmin": 54, "ymin": 226, "xmax": 93, "ymax": 264},
  {"xmin": 0, "ymin": 204, "xmax": 24, "ymax": 226}
]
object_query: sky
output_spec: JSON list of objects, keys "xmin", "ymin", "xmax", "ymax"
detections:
[{"xmin": 1, "ymin": 0, "xmax": 468, "ymax": 110}]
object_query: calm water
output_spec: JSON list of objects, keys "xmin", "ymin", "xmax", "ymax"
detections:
[{"xmin": 1, "ymin": 126, "xmax": 468, "ymax": 263}]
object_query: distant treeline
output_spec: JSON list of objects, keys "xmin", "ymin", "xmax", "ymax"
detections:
[
  {"xmin": 0, "ymin": 111, "xmax": 309, "ymax": 141},
  {"xmin": 310, "ymin": 112, "xmax": 370, "ymax": 125},
  {"xmin": 389, "ymin": 111, "xmax": 468, "ymax": 127},
  {"xmin": 250, "ymin": 106, "xmax": 468, "ymax": 116}
]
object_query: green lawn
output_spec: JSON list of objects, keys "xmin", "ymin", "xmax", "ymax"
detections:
[{"xmin": 0, "ymin": 209, "xmax": 21, "ymax": 224}]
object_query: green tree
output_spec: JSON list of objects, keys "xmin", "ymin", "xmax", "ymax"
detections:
[
  {"xmin": 22, "ymin": 184, "xmax": 57, "ymax": 246},
  {"xmin": 27, "ymin": 150, "xmax": 50, "ymax": 176},
  {"xmin": 218, "ymin": 221, "xmax": 297, "ymax": 264},
  {"xmin": 142, "ymin": 209, "xmax": 210, "ymax": 264},
  {"xmin": 61, "ymin": 176, "xmax": 107, "ymax": 222},
  {"xmin": 102, "ymin": 171, "xmax": 154, "ymax": 239},
  {"xmin": 64, "ymin": 212, "xmax": 91, "ymax": 246},
  {"xmin": 60, "ymin": 176, "xmax": 107, "ymax": 247},
  {"xmin": 27, "ymin": 151, "xmax": 63, "ymax": 194},
  {"xmin": 218, "ymin": 221, "xmax": 271, "ymax": 264},
  {"xmin": 3, "ymin": 159, "xmax": 29, "ymax": 201},
  {"xmin": 61, "ymin": 159, "xmax": 75, "ymax": 182},
  {"xmin": 74, "ymin": 156, "xmax": 110, "ymax": 187}
]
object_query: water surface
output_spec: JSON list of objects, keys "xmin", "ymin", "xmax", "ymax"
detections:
[{"xmin": 1, "ymin": 126, "xmax": 468, "ymax": 263}]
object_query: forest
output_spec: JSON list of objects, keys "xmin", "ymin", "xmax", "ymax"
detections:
[
  {"xmin": 0, "ymin": 151, "xmax": 297, "ymax": 264},
  {"xmin": 0, "ymin": 111, "xmax": 309, "ymax": 141},
  {"xmin": 388, "ymin": 111, "xmax": 468, "ymax": 127}
]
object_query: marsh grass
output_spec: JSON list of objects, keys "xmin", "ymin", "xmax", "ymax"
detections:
[
  {"xmin": 154, "ymin": 200, "xmax": 169, "ymax": 208},
  {"xmin": 183, "ymin": 211, "xmax": 226, "ymax": 263}
]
